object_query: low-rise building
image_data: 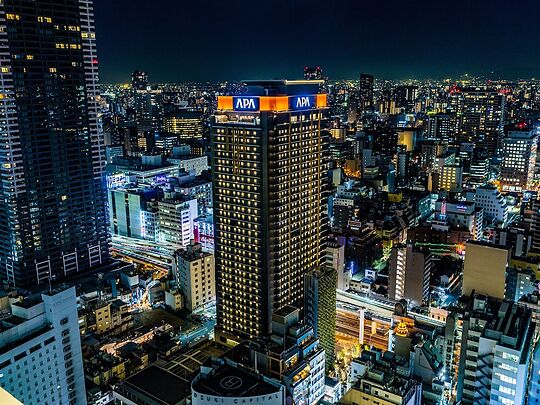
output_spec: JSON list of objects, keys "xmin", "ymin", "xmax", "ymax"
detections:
[
  {"xmin": 343, "ymin": 349, "xmax": 422, "ymax": 405},
  {"xmin": 191, "ymin": 361, "xmax": 285, "ymax": 405}
]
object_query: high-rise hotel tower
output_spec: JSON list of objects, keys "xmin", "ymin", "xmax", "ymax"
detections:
[
  {"xmin": 212, "ymin": 80, "xmax": 329, "ymax": 344},
  {"xmin": 0, "ymin": 0, "xmax": 108, "ymax": 287}
]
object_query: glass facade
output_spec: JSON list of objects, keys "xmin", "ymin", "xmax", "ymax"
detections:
[{"xmin": 0, "ymin": 0, "xmax": 108, "ymax": 287}]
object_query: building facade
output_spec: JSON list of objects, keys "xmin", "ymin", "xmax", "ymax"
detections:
[
  {"xmin": 388, "ymin": 244, "xmax": 433, "ymax": 306},
  {"xmin": 500, "ymin": 126, "xmax": 538, "ymax": 192},
  {"xmin": 212, "ymin": 80, "xmax": 329, "ymax": 343},
  {"xmin": 175, "ymin": 241, "xmax": 215, "ymax": 312},
  {"xmin": 456, "ymin": 294, "xmax": 534, "ymax": 405},
  {"xmin": 450, "ymin": 87, "xmax": 504, "ymax": 155},
  {"xmin": 0, "ymin": 287, "xmax": 86, "ymax": 405},
  {"xmin": 304, "ymin": 267, "xmax": 337, "ymax": 373},
  {"xmin": 0, "ymin": 0, "xmax": 109, "ymax": 287}
]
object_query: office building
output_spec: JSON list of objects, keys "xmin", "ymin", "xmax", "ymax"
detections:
[
  {"xmin": 466, "ymin": 185, "xmax": 508, "ymax": 226},
  {"xmin": 108, "ymin": 188, "xmax": 159, "ymax": 241},
  {"xmin": 114, "ymin": 364, "xmax": 191, "ymax": 405},
  {"xmin": 494, "ymin": 225, "xmax": 533, "ymax": 258},
  {"xmin": 505, "ymin": 267, "xmax": 536, "ymax": 302},
  {"xmin": 529, "ymin": 344, "xmax": 540, "ymax": 405},
  {"xmin": 532, "ymin": 199, "xmax": 540, "ymax": 251},
  {"xmin": 135, "ymin": 87, "xmax": 163, "ymax": 133},
  {"xmin": 359, "ymin": 73, "xmax": 374, "ymax": 112},
  {"xmin": 212, "ymin": 80, "xmax": 328, "ymax": 343},
  {"xmin": 500, "ymin": 125, "xmax": 538, "ymax": 192},
  {"xmin": 175, "ymin": 240, "xmax": 215, "ymax": 312},
  {"xmin": 167, "ymin": 154, "xmax": 209, "ymax": 176},
  {"xmin": 397, "ymin": 129, "xmax": 416, "ymax": 152},
  {"xmin": 157, "ymin": 198, "xmax": 198, "ymax": 246},
  {"xmin": 427, "ymin": 113, "xmax": 454, "ymax": 141},
  {"xmin": 155, "ymin": 134, "xmax": 180, "ymax": 152},
  {"xmin": 394, "ymin": 85, "xmax": 418, "ymax": 112},
  {"xmin": 469, "ymin": 148, "xmax": 490, "ymax": 187},
  {"xmin": 304, "ymin": 267, "xmax": 337, "ymax": 372},
  {"xmin": 0, "ymin": 0, "xmax": 109, "ymax": 287},
  {"xmin": 163, "ymin": 110, "xmax": 204, "ymax": 140},
  {"xmin": 0, "ymin": 287, "xmax": 86, "ymax": 405},
  {"xmin": 326, "ymin": 242, "xmax": 347, "ymax": 290},
  {"xmin": 438, "ymin": 164, "xmax": 463, "ymax": 192},
  {"xmin": 450, "ymin": 87, "xmax": 504, "ymax": 155},
  {"xmin": 456, "ymin": 294, "xmax": 534, "ymax": 405},
  {"xmin": 193, "ymin": 215, "xmax": 214, "ymax": 253},
  {"xmin": 388, "ymin": 244, "xmax": 433, "ymax": 306},
  {"xmin": 462, "ymin": 241, "xmax": 509, "ymax": 299},
  {"xmin": 433, "ymin": 200, "xmax": 483, "ymax": 240}
]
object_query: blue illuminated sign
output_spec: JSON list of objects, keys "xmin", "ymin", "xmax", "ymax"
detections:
[
  {"xmin": 456, "ymin": 204, "xmax": 468, "ymax": 211},
  {"xmin": 233, "ymin": 96, "xmax": 259, "ymax": 111},
  {"xmin": 290, "ymin": 95, "xmax": 316, "ymax": 110}
]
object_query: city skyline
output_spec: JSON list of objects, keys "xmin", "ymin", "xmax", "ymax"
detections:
[
  {"xmin": 94, "ymin": 0, "xmax": 540, "ymax": 83},
  {"xmin": 2, "ymin": 0, "xmax": 540, "ymax": 404}
]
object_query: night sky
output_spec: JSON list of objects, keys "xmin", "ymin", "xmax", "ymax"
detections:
[{"xmin": 94, "ymin": 0, "xmax": 540, "ymax": 83}]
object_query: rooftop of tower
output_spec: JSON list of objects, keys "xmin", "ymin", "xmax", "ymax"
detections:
[{"xmin": 242, "ymin": 79, "xmax": 324, "ymax": 96}]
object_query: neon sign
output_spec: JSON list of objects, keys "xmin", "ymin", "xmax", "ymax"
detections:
[
  {"xmin": 290, "ymin": 95, "xmax": 315, "ymax": 110},
  {"xmin": 233, "ymin": 96, "xmax": 259, "ymax": 111}
]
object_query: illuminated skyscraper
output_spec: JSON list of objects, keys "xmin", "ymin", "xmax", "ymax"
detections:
[
  {"xmin": 450, "ymin": 86, "xmax": 505, "ymax": 155},
  {"xmin": 0, "ymin": 0, "xmax": 109, "ymax": 287},
  {"xmin": 500, "ymin": 124, "xmax": 537, "ymax": 192},
  {"xmin": 212, "ymin": 80, "xmax": 329, "ymax": 344}
]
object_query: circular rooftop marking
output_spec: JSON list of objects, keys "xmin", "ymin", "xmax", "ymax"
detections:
[{"xmin": 220, "ymin": 376, "xmax": 243, "ymax": 390}]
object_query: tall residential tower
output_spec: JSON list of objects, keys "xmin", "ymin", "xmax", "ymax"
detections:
[
  {"xmin": 0, "ymin": 0, "xmax": 109, "ymax": 287},
  {"xmin": 212, "ymin": 80, "xmax": 329, "ymax": 344}
]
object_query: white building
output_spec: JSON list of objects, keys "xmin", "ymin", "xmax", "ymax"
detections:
[
  {"xmin": 466, "ymin": 185, "xmax": 508, "ymax": 226},
  {"xmin": 158, "ymin": 198, "xmax": 198, "ymax": 246},
  {"xmin": 167, "ymin": 155, "xmax": 208, "ymax": 176},
  {"xmin": 501, "ymin": 127, "xmax": 538, "ymax": 192},
  {"xmin": 175, "ymin": 241, "xmax": 215, "ymax": 312},
  {"xmin": 0, "ymin": 287, "xmax": 86, "ymax": 405},
  {"xmin": 434, "ymin": 200, "xmax": 483, "ymax": 240}
]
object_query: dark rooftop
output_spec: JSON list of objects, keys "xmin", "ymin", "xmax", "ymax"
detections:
[
  {"xmin": 193, "ymin": 363, "xmax": 281, "ymax": 398},
  {"xmin": 242, "ymin": 80, "xmax": 324, "ymax": 96},
  {"xmin": 121, "ymin": 365, "xmax": 190, "ymax": 405}
]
